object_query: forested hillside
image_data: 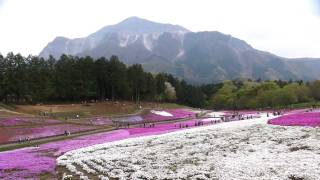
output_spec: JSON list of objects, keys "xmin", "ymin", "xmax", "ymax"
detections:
[{"xmin": 0, "ymin": 53, "xmax": 320, "ymax": 109}]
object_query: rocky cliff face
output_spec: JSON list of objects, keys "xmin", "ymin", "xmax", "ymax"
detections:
[{"xmin": 40, "ymin": 17, "xmax": 320, "ymax": 84}]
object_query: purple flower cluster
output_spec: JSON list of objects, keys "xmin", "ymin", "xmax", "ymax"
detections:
[
  {"xmin": 268, "ymin": 112, "xmax": 320, "ymax": 127},
  {"xmin": 0, "ymin": 148, "xmax": 55, "ymax": 179},
  {"xmin": 0, "ymin": 118, "xmax": 211, "ymax": 179}
]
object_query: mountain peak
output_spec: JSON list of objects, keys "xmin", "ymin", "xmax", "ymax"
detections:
[
  {"xmin": 119, "ymin": 16, "xmax": 149, "ymax": 24},
  {"xmin": 39, "ymin": 17, "xmax": 320, "ymax": 84},
  {"xmin": 99, "ymin": 16, "xmax": 190, "ymax": 35}
]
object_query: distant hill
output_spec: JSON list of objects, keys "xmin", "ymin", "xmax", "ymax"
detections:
[{"xmin": 40, "ymin": 17, "xmax": 320, "ymax": 84}]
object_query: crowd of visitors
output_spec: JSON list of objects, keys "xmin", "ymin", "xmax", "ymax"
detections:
[
  {"xmin": 18, "ymin": 137, "xmax": 31, "ymax": 143},
  {"xmin": 64, "ymin": 130, "xmax": 71, "ymax": 136}
]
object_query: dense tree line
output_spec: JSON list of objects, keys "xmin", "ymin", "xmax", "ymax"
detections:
[
  {"xmin": 154, "ymin": 75, "xmax": 320, "ymax": 109},
  {"xmin": 0, "ymin": 53, "xmax": 175, "ymax": 104},
  {"xmin": 208, "ymin": 79, "xmax": 320, "ymax": 109},
  {"xmin": 0, "ymin": 53, "xmax": 320, "ymax": 109}
]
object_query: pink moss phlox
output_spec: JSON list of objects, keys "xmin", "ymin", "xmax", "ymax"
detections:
[
  {"xmin": 0, "ymin": 117, "xmax": 210, "ymax": 179},
  {"xmin": 268, "ymin": 112, "xmax": 320, "ymax": 127}
]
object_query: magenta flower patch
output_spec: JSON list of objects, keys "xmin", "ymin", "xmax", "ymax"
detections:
[
  {"xmin": 0, "ymin": 118, "xmax": 211, "ymax": 179},
  {"xmin": 268, "ymin": 112, "xmax": 320, "ymax": 127}
]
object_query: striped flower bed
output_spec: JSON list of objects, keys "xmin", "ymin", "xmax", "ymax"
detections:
[{"xmin": 0, "ymin": 124, "xmax": 97, "ymax": 144}]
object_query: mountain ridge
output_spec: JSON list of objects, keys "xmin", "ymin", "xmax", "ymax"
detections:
[{"xmin": 40, "ymin": 17, "xmax": 320, "ymax": 84}]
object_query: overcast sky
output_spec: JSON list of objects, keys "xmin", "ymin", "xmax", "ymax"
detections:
[{"xmin": 0, "ymin": 0, "xmax": 320, "ymax": 58}]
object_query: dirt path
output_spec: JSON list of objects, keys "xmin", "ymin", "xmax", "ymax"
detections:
[{"xmin": 0, "ymin": 107, "xmax": 34, "ymax": 117}]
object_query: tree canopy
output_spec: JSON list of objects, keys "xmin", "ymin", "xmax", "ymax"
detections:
[{"xmin": 0, "ymin": 52, "xmax": 319, "ymax": 109}]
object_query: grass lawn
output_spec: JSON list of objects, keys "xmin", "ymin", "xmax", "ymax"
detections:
[
  {"xmin": 0, "ymin": 110, "xmax": 26, "ymax": 117},
  {"xmin": 0, "ymin": 106, "xmax": 29, "ymax": 118}
]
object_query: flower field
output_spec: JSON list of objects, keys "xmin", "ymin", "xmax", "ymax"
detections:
[
  {"xmin": 1, "ymin": 109, "xmax": 319, "ymax": 179},
  {"xmin": 0, "ymin": 108, "xmax": 195, "ymax": 144},
  {"xmin": 268, "ymin": 111, "xmax": 320, "ymax": 127},
  {"xmin": 0, "ymin": 124, "xmax": 97, "ymax": 144},
  {"xmin": 57, "ymin": 114, "xmax": 320, "ymax": 180},
  {"xmin": 111, "ymin": 108, "xmax": 195, "ymax": 124},
  {"xmin": 0, "ymin": 117, "xmax": 212, "ymax": 179}
]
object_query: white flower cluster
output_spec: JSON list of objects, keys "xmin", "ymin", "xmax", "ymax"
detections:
[
  {"xmin": 62, "ymin": 173, "xmax": 73, "ymax": 180},
  {"xmin": 57, "ymin": 114, "xmax": 320, "ymax": 180}
]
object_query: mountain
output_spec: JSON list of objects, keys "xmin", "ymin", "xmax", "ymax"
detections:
[
  {"xmin": 40, "ymin": 17, "xmax": 188, "ymax": 62},
  {"xmin": 40, "ymin": 17, "xmax": 320, "ymax": 84}
]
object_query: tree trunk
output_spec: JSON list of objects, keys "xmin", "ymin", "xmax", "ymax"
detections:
[{"xmin": 111, "ymin": 85, "xmax": 114, "ymax": 102}]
